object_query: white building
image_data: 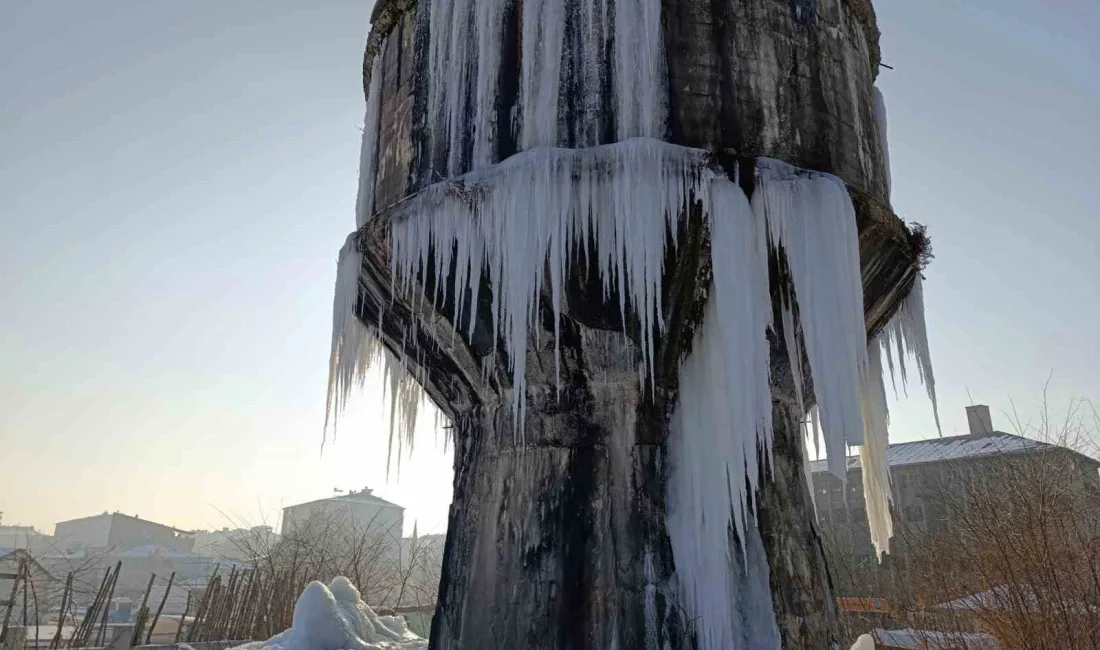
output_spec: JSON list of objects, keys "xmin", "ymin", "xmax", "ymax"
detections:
[{"xmin": 282, "ymin": 489, "xmax": 404, "ymax": 540}]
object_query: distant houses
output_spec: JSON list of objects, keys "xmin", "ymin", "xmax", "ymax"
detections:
[{"xmin": 811, "ymin": 405, "xmax": 1100, "ymax": 576}]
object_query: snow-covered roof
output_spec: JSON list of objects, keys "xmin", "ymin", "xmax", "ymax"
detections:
[
  {"xmin": 936, "ymin": 585, "xmax": 1100, "ymax": 616},
  {"xmin": 873, "ymin": 627, "xmax": 1000, "ymax": 650},
  {"xmin": 809, "ymin": 431, "xmax": 1055, "ymax": 474}
]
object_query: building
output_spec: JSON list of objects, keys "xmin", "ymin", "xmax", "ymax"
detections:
[
  {"xmin": 810, "ymin": 405, "xmax": 1100, "ymax": 574},
  {"xmin": 0, "ymin": 524, "xmax": 52, "ymax": 553},
  {"xmin": 53, "ymin": 512, "xmax": 195, "ymax": 554},
  {"xmin": 281, "ymin": 488, "xmax": 404, "ymax": 542}
]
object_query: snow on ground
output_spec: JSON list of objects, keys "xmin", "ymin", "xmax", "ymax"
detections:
[{"xmin": 231, "ymin": 577, "xmax": 427, "ymax": 650}]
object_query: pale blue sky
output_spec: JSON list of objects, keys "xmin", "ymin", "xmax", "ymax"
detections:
[{"xmin": 1, "ymin": 1, "xmax": 1096, "ymax": 536}]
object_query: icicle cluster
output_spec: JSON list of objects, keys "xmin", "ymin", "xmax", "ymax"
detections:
[
  {"xmin": 872, "ymin": 86, "xmax": 892, "ymax": 199},
  {"xmin": 880, "ymin": 274, "xmax": 941, "ymax": 433},
  {"xmin": 859, "ymin": 338, "xmax": 893, "ymax": 557},
  {"xmin": 421, "ymin": 0, "xmax": 666, "ymax": 178},
  {"xmin": 666, "ymin": 181, "xmax": 780, "ymax": 649},
  {"xmin": 756, "ymin": 159, "xmax": 869, "ymax": 479},
  {"xmin": 387, "ymin": 138, "xmax": 712, "ymax": 426},
  {"xmin": 325, "ymin": 234, "xmax": 426, "ymax": 470},
  {"xmin": 357, "ymin": 53, "xmax": 384, "ymax": 227},
  {"xmin": 855, "ymin": 272, "xmax": 942, "ymax": 557},
  {"xmin": 329, "ymin": 3, "xmax": 942, "ymax": 643}
]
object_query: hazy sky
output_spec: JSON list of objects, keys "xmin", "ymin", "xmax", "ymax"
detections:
[{"xmin": 1, "ymin": 1, "xmax": 1096, "ymax": 538}]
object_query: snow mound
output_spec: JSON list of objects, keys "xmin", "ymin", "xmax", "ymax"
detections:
[
  {"xmin": 231, "ymin": 577, "xmax": 427, "ymax": 650},
  {"xmin": 851, "ymin": 633, "xmax": 876, "ymax": 650}
]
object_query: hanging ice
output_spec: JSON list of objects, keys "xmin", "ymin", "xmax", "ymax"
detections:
[
  {"xmin": 325, "ymin": 234, "xmax": 425, "ymax": 467},
  {"xmin": 356, "ymin": 48, "xmax": 384, "ymax": 228},
  {"xmin": 666, "ymin": 309, "xmax": 778, "ymax": 650},
  {"xmin": 665, "ymin": 179, "xmax": 780, "ymax": 650},
  {"xmin": 879, "ymin": 274, "xmax": 941, "ymax": 434},
  {"xmin": 859, "ymin": 337, "xmax": 893, "ymax": 557},
  {"xmin": 755, "ymin": 159, "xmax": 869, "ymax": 479},
  {"xmin": 614, "ymin": 0, "xmax": 666, "ymax": 139},
  {"xmin": 872, "ymin": 86, "xmax": 891, "ymax": 199},
  {"xmin": 385, "ymin": 138, "xmax": 713, "ymax": 427}
]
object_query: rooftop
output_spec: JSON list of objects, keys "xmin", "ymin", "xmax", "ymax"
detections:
[
  {"xmin": 284, "ymin": 488, "xmax": 403, "ymax": 512},
  {"xmin": 54, "ymin": 511, "xmax": 194, "ymax": 535},
  {"xmin": 808, "ymin": 430, "xmax": 1057, "ymax": 474}
]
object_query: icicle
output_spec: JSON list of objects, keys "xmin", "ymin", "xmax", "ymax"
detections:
[
  {"xmin": 356, "ymin": 49, "xmax": 385, "ymax": 228},
  {"xmin": 520, "ymin": 0, "xmax": 566, "ymax": 149},
  {"xmin": 872, "ymin": 86, "xmax": 891, "ymax": 200},
  {"xmin": 325, "ymin": 234, "xmax": 374, "ymax": 435},
  {"xmin": 801, "ymin": 423, "xmax": 818, "ymax": 516},
  {"xmin": 472, "ymin": 0, "xmax": 504, "ymax": 166},
  {"xmin": 859, "ymin": 337, "xmax": 893, "ymax": 558},
  {"xmin": 386, "ymin": 138, "xmax": 714, "ymax": 428},
  {"xmin": 614, "ymin": 0, "xmax": 666, "ymax": 139},
  {"xmin": 781, "ymin": 300, "xmax": 805, "ymax": 416},
  {"xmin": 878, "ymin": 275, "xmax": 941, "ymax": 435},
  {"xmin": 325, "ymin": 234, "xmax": 433, "ymax": 465},
  {"xmin": 666, "ymin": 179, "xmax": 779, "ymax": 650},
  {"xmin": 755, "ymin": 158, "xmax": 868, "ymax": 480}
]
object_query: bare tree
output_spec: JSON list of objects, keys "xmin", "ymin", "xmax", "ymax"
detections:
[{"xmin": 821, "ymin": 395, "xmax": 1100, "ymax": 650}]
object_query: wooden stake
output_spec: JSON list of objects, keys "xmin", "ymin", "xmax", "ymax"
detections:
[
  {"xmin": 129, "ymin": 573, "xmax": 156, "ymax": 647},
  {"xmin": 144, "ymin": 572, "xmax": 174, "ymax": 645},
  {"xmin": 95, "ymin": 562, "xmax": 121, "ymax": 647}
]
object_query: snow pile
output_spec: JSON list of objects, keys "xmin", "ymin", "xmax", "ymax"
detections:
[
  {"xmin": 851, "ymin": 633, "xmax": 876, "ymax": 650},
  {"xmin": 231, "ymin": 577, "xmax": 426, "ymax": 650}
]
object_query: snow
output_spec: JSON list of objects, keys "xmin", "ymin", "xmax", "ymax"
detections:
[
  {"xmin": 850, "ymin": 633, "xmax": 876, "ymax": 650},
  {"xmin": 872, "ymin": 628, "xmax": 1000, "ymax": 650},
  {"xmin": 233, "ymin": 578, "xmax": 425, "ymax": 650},
  {"xmin": 230, "ymin": 577, "xmax": 426, "ymax": 650},
  {"xmin": 807, "ymin": 430, "xmax": 1048, "ymax": 474},
  {"xmin": 755, "ymin": 158, "xmax": 868, "ymax": 478}
]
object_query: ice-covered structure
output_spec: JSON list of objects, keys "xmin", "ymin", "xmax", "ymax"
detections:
[
  {"xmin": 326, "ymin": 0, "xmax": 937, "ymax": 647},
  {"xmin": 230, "ymin": 577, "xmax": 426, "ymax": 650}
]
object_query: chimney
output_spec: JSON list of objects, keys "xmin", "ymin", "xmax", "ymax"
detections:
[{"xmin": 966, "ymin": 405, "xmax": 994, "ymax": 435}]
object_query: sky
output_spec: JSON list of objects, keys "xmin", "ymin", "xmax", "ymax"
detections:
[{"xmin": 1, "ymin": 0, "xmax": 1096, "ymax": 538}]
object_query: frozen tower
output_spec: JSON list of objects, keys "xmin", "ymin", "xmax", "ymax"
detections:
[{"xmin": 326, "ymin": 0, "xmax": 938, "ymax": 648}]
